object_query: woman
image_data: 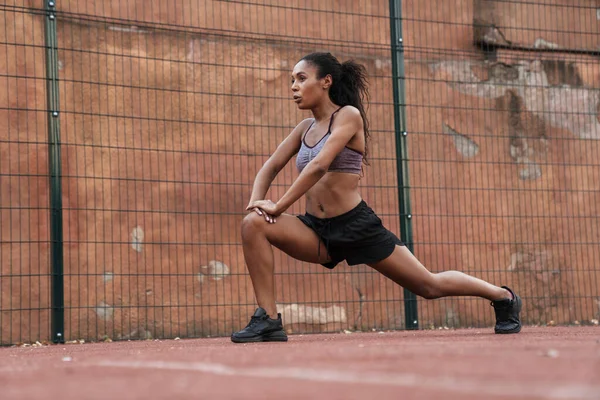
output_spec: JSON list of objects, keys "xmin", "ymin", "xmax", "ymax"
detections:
[{"xmin": 231, "ymin": 52, "xmax": 521, "ymax": 343}]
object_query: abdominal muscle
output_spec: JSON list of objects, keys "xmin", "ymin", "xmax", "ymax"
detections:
[{"xmin": 303, "ymin": 172, "xmax": 363, "ymax": 218}]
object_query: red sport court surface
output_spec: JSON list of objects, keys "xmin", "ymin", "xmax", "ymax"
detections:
[{"xmin": 1, "ymin": 326, "xmax": 599, "ymax": 400}]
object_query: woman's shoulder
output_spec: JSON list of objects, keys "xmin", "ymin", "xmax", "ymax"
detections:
[
  {"xmin": 336, "ymin": 105, "xmax": 362, "ymax": 127},
  {"xmin": 286, "ymin": 118, "xmax": 314, "ymax": 142},
  {"xmin": 297, "ymin": 117, "xmax": 315, "ymax": 127},
  {"xmin": 293, "ymin": 118, "xmax": 315, "ymax": 133},
  {"xmin": 337, "ymin": 105, "xmax": 361, "ymax": 118}
]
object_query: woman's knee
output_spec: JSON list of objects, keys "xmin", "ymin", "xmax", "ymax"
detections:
[
  {"xmin": 241, "ymin": 212, "xmax": 266, "ymax": 240},
  {"xmin": 417, "ymin": 274, "xmax": 443, "ymax": 300}
]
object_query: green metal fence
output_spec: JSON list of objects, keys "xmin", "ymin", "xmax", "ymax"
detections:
[
  {"xmin": 404, "ymin": 0, "xmax": 600, "ymax": 329},
  {"xmin": 1, "ymin": 0, "xmax": 598, "ymax": 345}
]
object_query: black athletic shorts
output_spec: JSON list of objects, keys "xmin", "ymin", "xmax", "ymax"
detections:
[{"xmin": 297, "ymin": 200, "xmax": 405, "ymax": 269}]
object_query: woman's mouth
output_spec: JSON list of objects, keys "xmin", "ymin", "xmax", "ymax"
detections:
[{"xmin": 293, "ymin": 95, "xmax": 302, "ymax": 103}]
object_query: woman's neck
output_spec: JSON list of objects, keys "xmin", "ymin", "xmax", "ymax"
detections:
[{"xmin": 311, "ymin": 100, "xmax": 340, "ymax": 123}]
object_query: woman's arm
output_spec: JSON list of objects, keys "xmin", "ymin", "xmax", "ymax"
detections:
[{"xmin": 247, "ymin": 119, "xmax": 311, "ymax": 207}]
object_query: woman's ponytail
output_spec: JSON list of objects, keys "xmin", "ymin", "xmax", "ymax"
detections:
[{"xmin": 339, "ymin": 60, "xmax": 370, "ymax": 163}]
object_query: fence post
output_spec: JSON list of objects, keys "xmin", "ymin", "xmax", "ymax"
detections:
[
  {"xmin": 389, "ymin": 0, "xmax": 418, "ymax": 330},
  {"xmin": 44, "ymin": 0, "xmax": 65, "ymax": 344}
]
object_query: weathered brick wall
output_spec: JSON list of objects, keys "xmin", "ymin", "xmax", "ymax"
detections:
[
  {"xmin": 1, "ymin": 0, "xmax": 598, "ymax": 343},
  {"xmin": 405, "ymin": 0, "xmax": 600, "ymax": 328}
]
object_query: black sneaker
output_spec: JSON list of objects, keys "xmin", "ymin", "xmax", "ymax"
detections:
[
  {"xmin": 491, "ymin": 286, "xmax": 522, "ymax": 334},
  {"xmin": 231, "ymin": 307, "xmax": 288, "ymax": 343}
]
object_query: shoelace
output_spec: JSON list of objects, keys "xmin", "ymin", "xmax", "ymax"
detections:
[{"xmin": 246, "ymin": 316, "xmax": 263, "ymax": 329}]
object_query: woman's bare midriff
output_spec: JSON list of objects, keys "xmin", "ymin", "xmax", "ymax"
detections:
[{"xmin": 303, "ymin": 172, "xmax": 363, "ymax": 218}]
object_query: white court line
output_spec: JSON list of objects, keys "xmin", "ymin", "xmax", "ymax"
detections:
[{"xmin": 92, "ymin": 360, "xmax": 600, "ymax": 400}]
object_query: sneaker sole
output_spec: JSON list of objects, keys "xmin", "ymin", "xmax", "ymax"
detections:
[
  {"xmin": 495, "ymin": 295, "xmax": 522, "ymax": 334},
  {"xmin": 231, "ymin": 330, "xmax": 288, "ymax": 343}
]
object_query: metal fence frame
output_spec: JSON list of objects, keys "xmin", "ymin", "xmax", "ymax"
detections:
[{"xmin": 1, "ymin": 0, "xmax": 598, "ymax": 345}]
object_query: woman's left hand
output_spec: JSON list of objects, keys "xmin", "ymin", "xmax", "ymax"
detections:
[{"xmin": 246, "ymin": 200, "xmax": 281, "ymax": 222}]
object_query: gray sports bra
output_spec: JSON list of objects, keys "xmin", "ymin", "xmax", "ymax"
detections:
[{"xmin": 295, "ymin": 107, "xmax": 363, "ymax": 175}]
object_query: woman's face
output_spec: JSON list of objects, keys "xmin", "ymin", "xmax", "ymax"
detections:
[{"xmin": 291, "ymin": 60, "xmax": 330, "ymax": 110}]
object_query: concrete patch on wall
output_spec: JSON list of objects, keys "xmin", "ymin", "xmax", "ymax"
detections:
[
  {"xmin": 518, "ymin": 161, "xmax": 542, "ymax": 180},
  {"xmin": 277, "ymin": 303, "xmax": 347, "ymax": 325},
  {"xmin": 108, "ymin": 25, "xmax": 147, "ymax": 33},
  {"xmin": 506, "ymin": 91, "xmax": 548, "ymax": 181},
  {"xmin": 443, "ymin": 124, "xmax": 480, "ymax": 158},
  {"xmin": 186, "ymin": 38, "xmax": 202, "ymax": 63},
  {"xmin": 508, "ymin": 250, "xmax": 552, "ymax": 273},
  {"xmin": 430, "ymin": 61, "xmax": 511, "ymax": 98},
  {"xmin": 95, "ymin": 301, "xmax": 114, "ymax": 321},
  {"xmin": 375, "ymin": 58, "xmax": 392, "ymax": 70},
  {"xmin": 131, "ymin": 226, "xmax": 144, "ymax": 253},
  {"xmin": 198, "ymin": 260, "xmax": 230, "ymax": 282},
  {"xmin": 430, "ymin": 60, "xmax": 600, "ymax": 139},
  {"xmin": 119, "ymin": 328, "xmax": 153, "ymax": 341},
  {"xmin": 533, "ymin": 38, "xmax": 559, "ymax": 50},
  {"xmin": 507, "ymin": 249, "xmax": 567, "ymax": 323},
  {"xmin": 102, "ymin": 272, "xmax": 114, "ymax": 283}
]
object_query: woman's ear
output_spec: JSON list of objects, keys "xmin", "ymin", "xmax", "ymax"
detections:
[{"xmin": 322, "ymin": 74, "xmax": 333, "ymax": 90}]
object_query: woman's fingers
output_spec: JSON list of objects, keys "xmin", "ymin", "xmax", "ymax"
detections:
[{"xmin": 252, "ymin": 207, "xmax": 276, "ymax": 223}]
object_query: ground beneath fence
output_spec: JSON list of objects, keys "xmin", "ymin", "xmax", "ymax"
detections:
[{"xmin": 1, "ymin": 326, "xmax": 599, "ymax": 400}]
